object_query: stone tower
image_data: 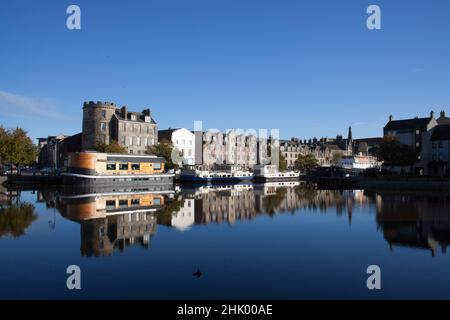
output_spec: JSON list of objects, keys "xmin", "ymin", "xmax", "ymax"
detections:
[{"xmin": 82, "ymin": 101, "xmax": 117, "ymax": 150}]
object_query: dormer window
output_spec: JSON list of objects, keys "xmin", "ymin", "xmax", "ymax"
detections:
[{"xmin": 131, "ymin": 114, "xmax": 137, "ymax": 121}]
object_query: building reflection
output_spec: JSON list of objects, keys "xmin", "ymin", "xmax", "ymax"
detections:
[
  {"xmin": 374, "ymin": 193, "xmax": 450, "ymax": 256},
  {"xmin": 28, "ymin": 183, "xmax": 450, "ymax": 258},
  {"xmin": 58, "ymin": 190, "xmax": 172, "ymax": 257}
]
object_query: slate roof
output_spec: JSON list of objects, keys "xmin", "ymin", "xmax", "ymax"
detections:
[
  {"xmin": 384, "ymin": 117, "xmax": 431, "ymax": 131},
  {"xmin": 431, "ymin": 125, "xmax": 450, "ymax": 141}
]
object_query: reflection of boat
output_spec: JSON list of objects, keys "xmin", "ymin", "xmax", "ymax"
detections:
[
  {"xmin": 180, "ymin": 165, "xmax": 253, "ymax": 183},
  {"xmin": 62, "ymin": 152, "xmax": 174, "ymax": 186},
  {"xmin": 59, "ymin": 190, "xmax": 172, "ymax": 221},
  {"xmin": 57, "ymin": 188, "xmax": 175, "ymax": 257},
  {"xmin": 253, "ymin": 165, "xmax": 300, "ymax": 182}
]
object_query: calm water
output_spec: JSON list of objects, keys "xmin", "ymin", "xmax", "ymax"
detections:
[{"xmin": 1, "ymin": 182, "xmax": 450, "ymax": 299}]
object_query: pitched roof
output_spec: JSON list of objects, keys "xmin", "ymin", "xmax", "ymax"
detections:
[
  {"xmin": 384, "ymin": 117, "xmax": 431, "ymax": 131},
  {"xmin": 437, "ymin": 116, "xmax": 450, "ymax": 125},
  {"xmin": 431, "ymin": 125, "xmax": 450, "ymax": 141}
]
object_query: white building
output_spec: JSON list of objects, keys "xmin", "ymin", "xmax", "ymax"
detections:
[
  {"xmin": 158, "ymin": 128, "xmax": 195, "ymax": 165},
  {"xmin": 171, "ymin": 198, "xmax": 195, "ymax": 231}
]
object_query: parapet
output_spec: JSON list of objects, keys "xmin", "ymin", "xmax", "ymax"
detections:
[{"xmin": 83, "ymin": 101, "xmax": 116, "ymax": 108}]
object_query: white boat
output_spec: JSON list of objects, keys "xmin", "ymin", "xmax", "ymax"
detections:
[
  {"xmin": 253, "ymin": 165, "xmax": 300, "ymax": 182},
  {"xmin": 180, "ymin": 165, "xmax": 253, "ymax": 183}
]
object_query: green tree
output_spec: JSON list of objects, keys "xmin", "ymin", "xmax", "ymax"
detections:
[
  {"xmin": 294, "ymin": 154, "xmax": 318, "ymax": 173},
  {"xmin": 279, "ymin": 152, "xmax": 287, "ymax": 172},
  {"xmin": 94, "ymin": 140, "xmax": 127, "ymax": 154},
  {"xmin": 146, "ymin": 139, "xmax": 177, "ymax": 169},
  {"xmin": 0, "ymin": 126, "xmax": 37, "ymax": 166},
  {"xmin": 377, "ymin": 136, "xmax": 418, "ymax": 166}
]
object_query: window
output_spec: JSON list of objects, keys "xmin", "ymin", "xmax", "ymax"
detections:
[
  {"xmin": 106, "ymin": 200, "xmax": 115, "ymax": 208},
  {"xmin": 144, "ymin": 138, "xmax": 148, "ymax": 146},
  {"xmin": 101, "ymin": 110, "xmax": 106, "ymax": 119},
  {"xmin": 188, "ymin": 149, "xmax": 192, "ymax": 156},
  {"xmin": 415, "ymin": 142, "xmax": 420, "ymax": 148},
  {"xmin": 131, "ymin": 163, "xmax": 140, "ymax": 170},
  {"xmin": 153, "ymin": 198, "xmax": 161, "ymax": 205},
  {"xmin": 119, "ymin": 163, "xmax": 128, "ymax": 170},
  {"xmin": 416, "ymin": 129, "xmax": 420, "ymax": 135},
  {"xmin": 129, "ymin": 137, "xmax": 133, "ymax": 146},
  {"xmin": 137, "ymin": 137, "xmax": 141, "ymax": 146},
  {"xmin": 438, "ymin": 142, "xmax": 443, "ymax": 149},
  {"xmin": 122, "ymin": 136, "xmax": 126, "ymax": 145},
  {"xmin": 106, "ymin": 163, "xmax": 117, "ymax": 170},
  {"xmin": 153, "ymin": 163, "xmax": 161, "ymax": 170},
  {"xmin": 131, "ymin": 199, "xmax": 140, "ymax": 206},
  {"xmin": 131, "ymin": 114, "xmax": 137, "ymax": 121},
  {"xmin": 118, "ymin": 200, "xmax": 128, "ymax": 207},
  {"xmin": 101, "ymin": 122, "xmax": 107, "ymax": 131}
]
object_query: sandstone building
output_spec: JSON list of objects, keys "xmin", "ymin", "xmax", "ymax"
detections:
[{"xmin": 82, "ymin": 101, "xmax": 158, "ymax": 154}]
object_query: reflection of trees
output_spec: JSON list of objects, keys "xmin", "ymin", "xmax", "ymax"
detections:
[
  {"xmin": 157, "ymin": 196, "xmax": 182, "ymax": 226},
  {"xmin": 0, "ymin": 203, "xmax": 38, "ymax": 238},
  {"xmin": 263, "ymin": 188, "xmax": 287, "ymax": 215}
]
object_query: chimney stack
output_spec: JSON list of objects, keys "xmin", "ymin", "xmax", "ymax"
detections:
[
  {"xmin": 389, "ymin": 115, "xmax": 393, "ymax": 122},
  {"xmin": 430, "ymin": 111, "xmax": 435, "ymax": 118},
  {"xmin": 440, "ymin": 110, "xmax": 446, "ymax": 118},
  {"xmin": 121, "ymin": 106, "xmax": 128, "ymax": 119}
]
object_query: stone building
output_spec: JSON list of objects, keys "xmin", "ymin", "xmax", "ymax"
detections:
[
  {"xmin": 195, "ymin": 129, "xmax": 258, "ymax": 170},
  {"xmin": 81, "ymin": 101, "xmax": 158, "ymax": 155},
  {"xmin": 383, "ymin": 111, "xmax": 439, "ymax": 175}
]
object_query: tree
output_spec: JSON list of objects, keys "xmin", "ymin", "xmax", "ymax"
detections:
[
  {"xmin": 279, "ymin": 152, "xmax": 287, "ymax": 172},
  {"xmin": 331, "ymin": 151, "xmax": 344, "ymax": 166},
  {"xmin": 94, "ymin": 140, "xmax": 127, "ymax": 154},
  {"xmin": 0, "ymin": 126, "xmax": 37, "ymax": 166},
  {"xmin": 146, "ymin": 139, "xmax": 177, "ymax": 169},
  {"xmin": 295, "ymin": 154, "xmax": 318, "ymax": 173},
  {"xmin": 377, "ymin": 136, "xmax": 418, "ymax": 166}
]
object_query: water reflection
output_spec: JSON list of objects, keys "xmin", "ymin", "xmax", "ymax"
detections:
[
  {"xmin": 374, "ymin": 192, "xmax": 450, "ymax": 256},
  {"xmin": 0, "ymin": 188, "xmax": 38, "ymax": 239},
  {"xmin": 3, "ymin": 183, "xmax": 450, "ymax": 258}
]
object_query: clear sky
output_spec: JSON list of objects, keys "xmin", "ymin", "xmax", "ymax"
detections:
[{"xmin": 1, "ymin": 0, "xmax": 450, "ymax": 142}]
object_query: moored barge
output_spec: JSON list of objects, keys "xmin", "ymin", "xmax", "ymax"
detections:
[{"xmin": 62, "ymin": 152, "xmax": 174, "ymax": 187}]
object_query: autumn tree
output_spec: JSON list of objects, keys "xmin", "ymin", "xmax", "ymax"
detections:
[{"xmin": 0, "ymin": 126, "xmax": 37, "ymax": 166}]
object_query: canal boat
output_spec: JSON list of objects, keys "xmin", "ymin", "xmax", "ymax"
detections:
[{"xmin": 62, "ymin": 152, "xmax": 174, "ymax": 187}]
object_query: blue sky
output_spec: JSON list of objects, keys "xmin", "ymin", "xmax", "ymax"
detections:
[{"xmin": 1, "ymin": 0, "xmax": 450, "ymax": 141}]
